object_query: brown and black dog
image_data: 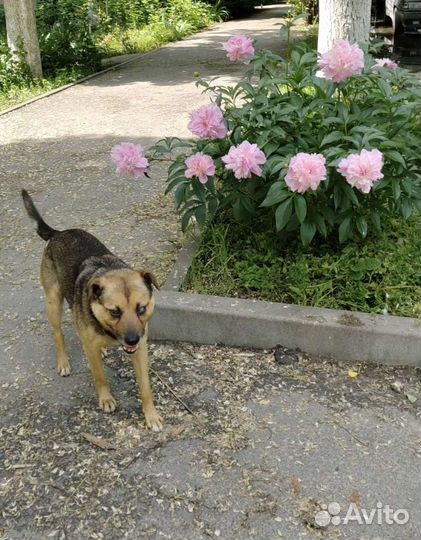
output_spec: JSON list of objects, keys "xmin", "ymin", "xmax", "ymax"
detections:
[{"xmin": 21, "ymin": 190, "xmax": 162, "ymax": 431}]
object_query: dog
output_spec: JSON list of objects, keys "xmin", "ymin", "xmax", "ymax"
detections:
[{"xmin": 21, "ymin": 189, "xmax": 162, "ymax": 432}]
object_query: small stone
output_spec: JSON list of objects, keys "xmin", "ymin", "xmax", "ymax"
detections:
[
  {"xmin": 406, "ymin": 393, "xmax": 418, "ymax": 404},
  {"xmin": 390, "ymin": 380, "xmax": 404, "ymax": 393}
]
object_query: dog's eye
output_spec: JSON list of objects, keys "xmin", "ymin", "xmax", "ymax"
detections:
[
  {"xmin": 109, "ymin": 308, "xmax": 121, "ymax": 319},
  {"xmin": 136, "ymin": 305, "xmax": 146, "ymax": 316}
]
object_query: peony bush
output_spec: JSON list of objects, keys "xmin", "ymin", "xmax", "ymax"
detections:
[{"xmin": 114, "ymin": 37, "xmax": 421, "ymax": 245}]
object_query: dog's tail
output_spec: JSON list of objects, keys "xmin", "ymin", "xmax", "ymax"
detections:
[{"xmin": 21, "ymin": 189, "xmax": 58, "ymax": 241}]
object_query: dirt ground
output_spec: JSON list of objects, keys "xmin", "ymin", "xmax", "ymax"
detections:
[{"xmin": 1, "ymin": 342, "xmax": 420, "ymax": 540}]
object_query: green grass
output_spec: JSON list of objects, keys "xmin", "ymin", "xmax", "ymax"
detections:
[
  {"xmin": 96, "ymin": 19, "xmax": 208, "ymax": 58},
  {"xmin": 0, "ymin": 67, "xmax": 92, "ymax": 111},
  {"xmin": 183, "ymin": 215, "xmax": 421, "ymax": 318}
]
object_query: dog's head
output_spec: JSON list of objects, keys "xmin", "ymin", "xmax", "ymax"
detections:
[{"xmin": 88, "ymin": 269, "xmax": 158, "ymax": 354}]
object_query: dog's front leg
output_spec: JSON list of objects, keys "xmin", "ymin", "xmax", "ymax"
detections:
[
  {"xmin": 132, "ymin": 339, "xmax": 162, "ymax": 432},
  {"xmin": 82, "ymin": 338, "xmax": 116, "ymax": 413}
]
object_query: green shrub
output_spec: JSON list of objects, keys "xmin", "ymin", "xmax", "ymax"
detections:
[
  {"xmin": 150, "ymin": 40, "xmax": 421, "ymax": 246},
  {"xmin": 98, "ymin": 0, "xmax": 219, "ymax": 57},
  {"xmin": 0, "ymin": 39, "xmax": 33, "ymax": 92},
  {"xmin": 36, "ymin": 0, "xmax": 100, "ymax": 72}
]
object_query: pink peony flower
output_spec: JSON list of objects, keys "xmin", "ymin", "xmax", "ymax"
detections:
[
  {"xmin": 318, "ymin": 40, "xmax": 364, "ymax": 83},
  {"xmin": 222, "ymin": 35, "xmax": 255, "ymax": 64},
  {"xmin": 372, "ymin": 57, "xmax": 398, "ymax": 72},
  {"xmin": 188, "ymin": 103, "xmax": 228, "ymax": 139},
  {"xmin": 222, "ymin": 141, "xmax": 266, "ymax": 179},
  {"xmin": 285, "ymin": 153, "xmax": 327, "ymax": 193},
  {"xmin": 185, "ymin": 152, "xmax": 216, "ymax": 184},
  {"xmin": 111, "ymin": 142, "xmax": 149, "ymax": 177},
  {"xmin": 337, "ymin": 149, "xmax": 384, "ymax": 193}
]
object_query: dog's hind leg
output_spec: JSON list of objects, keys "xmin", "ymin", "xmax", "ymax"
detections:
[{"xmin": 40, "ymin": 254, "xmax": 71, "ymax": 376}]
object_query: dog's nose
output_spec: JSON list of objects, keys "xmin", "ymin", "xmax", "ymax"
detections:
[{"xmin": 124, "ymin": 334, "xmax": 140, "ymax": 346}]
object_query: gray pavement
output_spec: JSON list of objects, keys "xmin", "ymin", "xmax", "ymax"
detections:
[{"xmin": 1, "ymin": 5, "xmax": 420, "ymax": 540}]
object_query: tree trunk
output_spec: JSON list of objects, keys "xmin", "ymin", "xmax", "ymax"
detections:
[
  {"xmin": 3, "ymin": 0, "xmax": 43, "ymax": 78},
  {"xmin": 317, "ymin": 0, "xmax": 371, "ymax": 54}
]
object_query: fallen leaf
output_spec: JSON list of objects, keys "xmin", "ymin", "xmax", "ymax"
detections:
[
  {"xmin": 348, "ymin": 370, "xmax": 359, "ymax": 378},
  {"xmin": 259, "ymin": 399, "xmax": 270, "ymax": 405},
  {"xmin": 350, "ymin": 490, "xmax": 361, "ymax": 508},
  {"xmin": 168, "ymin": 425, "xmax": 186, "ymax": 437},
  {"xmin": 291, "ymin": 475, "xmax": 301, "ymax": 494},
  {"xmin": 406, "ymin": 393, "xmax": 418, "ymax": 404},
  {"xmin": 81, "ymin": 432, "xmax": 116, "ymax": 450}
]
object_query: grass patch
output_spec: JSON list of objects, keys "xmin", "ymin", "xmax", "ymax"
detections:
[
  {"xmin": 0, "ymin": 67, "xmax": 92, "ymax": 111},
  {"xmin": 97, "ymin": 20, "xmax": 206, "ymax": 58},
  {"xmin": 182, "ymin": 215, "xmax": 421, "ymax": 318}
]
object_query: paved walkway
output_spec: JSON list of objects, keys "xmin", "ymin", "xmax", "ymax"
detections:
[
  {"xmin": 0, "ymin": 4, "xmax": 291, "ymax": 386},
  {"xmin": 1, "ymin": 6, "xmax": 420, "ymax": 540}
]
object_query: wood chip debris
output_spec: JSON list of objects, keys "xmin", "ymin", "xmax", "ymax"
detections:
[{"xmin": 81, "ymin": 432, "xmax": 116, "ymax": 450}]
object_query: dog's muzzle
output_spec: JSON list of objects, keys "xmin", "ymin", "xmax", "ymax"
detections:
[{"xmin": 121, "ymin": 333, "xmax": 141, "ymax": 354}]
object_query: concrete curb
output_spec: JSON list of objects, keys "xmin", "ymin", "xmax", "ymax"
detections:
[
  {"xmin": 162, "ymin": 236, "xmax": 200, "ymax": 292},
  {"xmin": 150, "ymin": 239, "xmax": 421, "ymax": 366}
]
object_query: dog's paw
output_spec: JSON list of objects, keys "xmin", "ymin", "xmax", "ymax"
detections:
[
  {"xmin": 144, "ymin": 407, "xmax": 163, "ymax": 432},
  {"xmin": 57, "ymin": 362, "xmax": 71, "ymax": 376},
  {"xmin": 99, "ymin": 394, "xmax": 117, "ymax": 413}
]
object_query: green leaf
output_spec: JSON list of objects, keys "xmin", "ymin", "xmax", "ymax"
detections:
[
  {"xmin": 192, "ymin": 180, "xmax": 206, "ymax": 202},
  {"xmin": 371, "ymin": 211, "xmax": 381, "ymax": 231},
  {"xmin": 294, "ymin": 196, "xmax": 307, "ymax": 223},
  {"xmin": 299, "ymin": 51, "xmax": 317, "ymax": 65},
  {"xmin": 194, "ymin": 204, "xmax": 207, "ymax": 228},
  {"xmin": 401, "ymin": 198, "xmax": 413, "ymax": 219},
  {"xmin": 339, "ymin": 216, "xmax": 352, "ymax": 243},
  {"xmin": 337, "ymin": 103, "xmax": 349, "ymax": 123},
  {"xmin": 314, "ymin": 214, "xmax": 327, "ymax": 237},
  {"xmin": 391, "ymin": 180, "xmax": 401, "ymax": 200},
  {"xmin": 264, "ymin": 141, "xmax": 279, "ymax": 158},
  {"xmin": 300, "ymin": 221, "xmax": 316, "ymax": 246},
  {"xmin": 275, "ymin": 198, "xmax": 292, "ymax": 232},
  {"xmin": 261, "ymin": 182, "xmax": 291, "ymax": 207},
  {"xmin": 342, "ymin": 184, "xmax": 360, "ymax": 206},
  {"xmin": 165, "ymin": 175, "xmax": 188, "ymax": 194},
  {"xmin": 207, "ymin": 197, "xmax": 219, "ymax": 218},
  {"xmin": 386, "ymin": 150, "xmax": 406, "ymax": 167},
  {"xmin": 174, "ymin": 184, "xmax": 187, "ymax": 208},
  {"xmin": 290, "ymin": 50, "xmax": 300, "ymax": 65},
  {"xmin": 376, "ymin": 77, "xmax": 392, "ymax": 98},
  {"xmin": 181, "ymin": 208, "xmax": 195, "ymax": 231},
  {"xmin": 355, "ymin": 216, "xmax": 368, "ymax": 238},
  {"xmin": 333, "ymin": 184, "xmax": 342, "ymax": 210},
  {"xmin": 168, "ymin": 161, "xmax": 188, "ymax": 179},
  {"xmin": 320, "ymin": 210, "xmax": 333, "ymax": 228},
  {"xmin": 320, "ymin": 131, "xmax": 344, "ymax": 147}
]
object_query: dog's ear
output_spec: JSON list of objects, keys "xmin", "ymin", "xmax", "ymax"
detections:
[
  {"xmin": 88, "ymin": 278, "xmax": 103, "ymax": 302},
  {"xmin": 139, "ymin": 270, "xmax": 159, "ymax": 291}
]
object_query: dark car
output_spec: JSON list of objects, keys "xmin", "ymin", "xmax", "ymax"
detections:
[{"xmin": 394, "ymin": 0, "xmax": 421, "ymax": 35}]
